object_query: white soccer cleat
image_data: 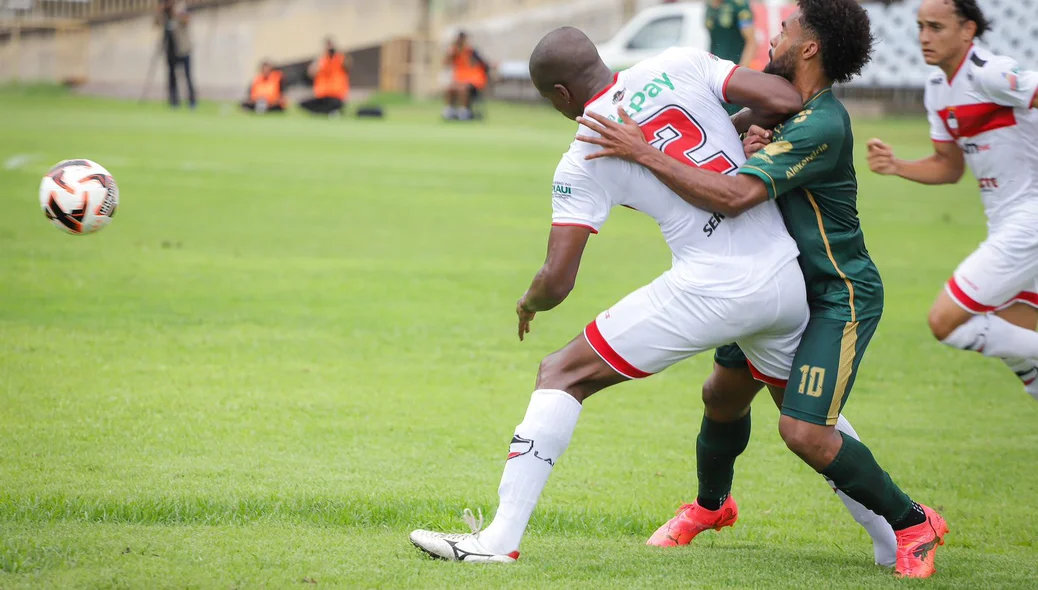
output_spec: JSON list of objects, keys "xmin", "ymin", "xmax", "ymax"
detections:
[{"xmin": 409, "ymin": 509, "xmax": 520, "ymax": 563}]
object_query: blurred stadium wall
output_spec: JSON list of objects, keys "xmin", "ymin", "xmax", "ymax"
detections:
[{"xmin": 0, "ymin": 0, "xmax": 1035, "ymax": 109}]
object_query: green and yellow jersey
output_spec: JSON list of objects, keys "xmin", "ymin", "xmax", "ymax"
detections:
[
  {"xmin": 739, "ymin": 88, "xmax": 883, "ymax": 323},
  {"xmin": 705, "ymin": 0, "xmax": 754, "ymax": 64}
]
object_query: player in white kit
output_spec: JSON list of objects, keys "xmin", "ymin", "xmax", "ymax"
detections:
[
  {"xmin": 868, "ymin": 0, "xmax": 1038, "ymax": 401},
  {"xmin": 410, "ymin": 26, "xmax": 894, "ymax": 563}
]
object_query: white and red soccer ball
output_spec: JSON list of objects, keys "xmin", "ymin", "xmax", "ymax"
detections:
[{"xmin": 39, "ymin": 159, "xmax": 119, "ymax": 235}]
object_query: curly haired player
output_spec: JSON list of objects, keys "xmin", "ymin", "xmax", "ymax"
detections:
[
  {"xmin": 576, "ymin": 0, "xmax": 948, "ymax": 578},
  {"xmin": 868, "ymin": 0, "xmax": 1038, "ymax": 402}
]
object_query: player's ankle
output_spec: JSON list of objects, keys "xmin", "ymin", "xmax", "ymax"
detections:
[
  {"xmin": 695, "ymin": 495, "xmax": 726, "ymax": 511},
  {"xmin": 890, "ymin": 502, "xmax": 926, "ymax": 531}
]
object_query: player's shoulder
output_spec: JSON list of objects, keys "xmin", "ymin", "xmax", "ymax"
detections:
[
  {"xmin": 923, "ymin": 68, "xmax": 949, "ymax": 108},
  {"xmin": 787, "ymin": 93, "xmax": 847, "ymax": 139},
  {"xmin": 967, "ymin": 47, "xmax": 1019, "ymax": 85},
  {"xmin": 927, "ymin": 70, "xmax": 947, "ymax": 87},
  {"xmin": 772, "ymin": 105, "xmax": 846, "ymax": 157},
  {"xmin": 653, "ymin": 46, "xmax": 716, "ymax": 71}
]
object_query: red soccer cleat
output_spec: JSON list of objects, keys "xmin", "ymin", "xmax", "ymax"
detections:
[
  {"xmin": 647, "ymin": 496, "xmax": 738, "ymax": 547},
  {"xmin": 894, "ymin": 504, "xmax": 949, "ymax": 578}
]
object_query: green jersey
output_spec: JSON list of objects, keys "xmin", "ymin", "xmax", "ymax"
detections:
[
  {"xmin": 705, "ymin": 0, "xmax": 753, "ymax": 64},
  {"xmin": 739, "ymin": 88, "xmax": 883, "ymax": 322}
]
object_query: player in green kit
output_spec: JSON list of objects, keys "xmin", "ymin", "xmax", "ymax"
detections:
[
  {"xmin": 576, "ymin": 0, "xmax": 948, "ymax": 579},
  {"xmin": 706, "ymin": 0, "xmax": 757, "ymax": 67},
  {"xmin": 705, "ymin": 0, "xmax": 758, "ymax": 115}
]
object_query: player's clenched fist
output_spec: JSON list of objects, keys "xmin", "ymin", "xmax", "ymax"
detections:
[
  {"xmin": 866, "ymin": 138, "xmax": 898, "ymax": 175},
  {"xmin": 743, "ymin": 125, "xmax": 772, "ymax": 158}
]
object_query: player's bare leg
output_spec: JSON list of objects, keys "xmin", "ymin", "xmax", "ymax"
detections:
[
  {"xmin": 649, "ymin": 365, "xmax": 897, "ymax": 566},
  {"xmin": 931, "ymin": 293, "xmax": 1038, "ymax": 400},
  {"xmin": 409, "ymin": 334, "xmax": 627, "ymax": 562}
]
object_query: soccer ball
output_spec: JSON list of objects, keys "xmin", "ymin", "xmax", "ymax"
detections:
[{"xmin": 39, "ymin": 159, "xmax": 119, "ymax": 235}]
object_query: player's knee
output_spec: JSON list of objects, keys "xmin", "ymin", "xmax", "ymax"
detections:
[
  {"xmin": 536, "ymin": 351, "xmax": 587, "ymax": 398},
  {"xmin": 701, "ymin": 378, "xmax": 725, "ymax": 408},
  {"xmin": 778, "ymin": 415, "xmax": 819, "ymax": 459},
  {"xmin": 927, "ymin": 305, "xmax": 960, "ymax": 341}
]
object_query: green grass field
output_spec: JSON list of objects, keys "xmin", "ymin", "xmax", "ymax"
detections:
[{"xmin": 1, "ymin": 86, "xmax": 1036, "ymax": 589}]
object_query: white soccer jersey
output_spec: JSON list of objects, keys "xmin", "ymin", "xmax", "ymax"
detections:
[
  {"xmin": 551, "ymin": 47, "xmax": 799, "ymax": 297},
  {"xmin": 924, "ymin": 44, "xmax": 1038, "ymax": 232}
]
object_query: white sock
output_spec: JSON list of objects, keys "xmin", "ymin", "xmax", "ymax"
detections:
[
  {"xmin": 830, "ymin": 415, "xmax": 898, "ymax": 567},
  {"xmin": 1002, "ymin": 357, "xmax": 1038, "ymax": 401},
  {"xmin": 478, "ymin": 389, "xmax": 582, "ymax": 554},
  {"xmin": 942, "ymin": 314, "xmax": 1038, "ymax": 358}
]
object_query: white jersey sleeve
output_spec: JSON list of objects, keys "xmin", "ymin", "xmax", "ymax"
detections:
[
  {"xmin": 924, "ymin": 73, "xmax": 954, "ymax": 143},
  {"xmin": 661, "ymin": 47, "xmax": 739, "ymax": 104},
  {"xmin": 550, "ymin": 153, "xmax": 612, "ymax": 233},
  {"xmin": 974, "ymin": 56, "xmax": 1038, "ymax": 110}
]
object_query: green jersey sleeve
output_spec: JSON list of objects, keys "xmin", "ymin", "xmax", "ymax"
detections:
[{"xmin": 737, "ymin": 109, "xmax": 846, "ymax": 200}]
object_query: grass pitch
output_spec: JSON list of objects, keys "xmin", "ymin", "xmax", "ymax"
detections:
[{"xmin": 0, "ymin": 87, "xmax": 1036, "ymax": 589}]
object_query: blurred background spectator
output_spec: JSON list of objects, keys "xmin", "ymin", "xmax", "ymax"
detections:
[
  {"xmin": 155, "ymin": 0, "xmax": 195, "ymax": 109},
  {"xmin": 241, "ymin": 61, "xmax": 286, "ymax": 114},
  {"xmin": 443, "ymin": 31, "xmax": 491, "ymax": 121},
  {"xmin": 705, "ymin": 0, "xmax": 757, "ymax": 67},
  {"xmin": 299, "ymin": 38, "xmax": 351, "ymax": 117}
]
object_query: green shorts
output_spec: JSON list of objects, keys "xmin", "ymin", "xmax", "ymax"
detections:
[{"xmin": 713, "ymin": 315, "xmax": 881, "ymax": 426}]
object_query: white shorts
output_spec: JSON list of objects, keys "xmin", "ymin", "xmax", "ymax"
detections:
[
  {"xmin": 584, "ymin": 260, "xmax": 809, "ymax": 383},
  {"xmin": 947, "ymin": 232, "xmax": 1038, "ymax": 313}
]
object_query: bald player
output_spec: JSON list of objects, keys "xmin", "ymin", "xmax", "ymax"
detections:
[{"xmin": 409, "ymin": 26, "xmax": 894, "ymax": 564}]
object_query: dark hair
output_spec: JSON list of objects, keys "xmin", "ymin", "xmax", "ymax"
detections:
[
  {"xmin": 798, "ymin": 0, "xmax": 875, "ymax": 84},
  {"xmin": 951, "ymin": 0, "xmax": 990, "ymax": 37}
]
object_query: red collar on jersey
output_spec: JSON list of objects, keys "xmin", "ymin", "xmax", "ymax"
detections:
[
  {"xmin": 947, "ymin": 43, "xmax": 974, "ymax": 86},
  {"xmin": 584, "ymin": 72, "xmax": 621, "ymax": 108}
]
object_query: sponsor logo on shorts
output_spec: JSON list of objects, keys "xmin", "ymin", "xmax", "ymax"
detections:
[
  {"xmin": 962, "ymin": 142, "xmax": 991, "ymax": 154},
  {"xmin": 978, "ymin": 177, "xmax": 999, "ymax": 190},
  {"xmin": 553, "ymin": 182, "xmax": 572, "ymax": 196}
]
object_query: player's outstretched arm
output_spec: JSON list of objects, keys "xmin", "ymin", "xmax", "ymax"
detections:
[
  {"xmin": 866, "ymin": 138, "xmax": 964, "ymax": 185},
  {"xmin": 516, "ymin": 225, "xmax": 593, "ymax": 341},
  {"xmin": 576, "ymin": 109, "xmax": 767, "ymax": 216},
  {"xmin": 724, "ymin": 68, "xmax": 803, "ymax": 134}
]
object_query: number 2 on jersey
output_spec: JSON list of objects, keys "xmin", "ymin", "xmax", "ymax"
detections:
[{"xmin": 640, "ymin": 105, "xmax": 737, "ymax": 174}]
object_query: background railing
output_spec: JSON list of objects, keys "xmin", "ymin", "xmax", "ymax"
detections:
[{"xmin": 0, "ymin": 0, "xmax": 241, "ymax": 28}]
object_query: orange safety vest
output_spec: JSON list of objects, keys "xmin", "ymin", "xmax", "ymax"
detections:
[
  {"xmin": 452, "ymin": 46, "xmax": 488, "ymax": 90},
  {"xmin": 313, "ymin": 52, "xmax": 349, "ymax": 100},
  {"xmin": 250, "ymin": 70, "xmax": 284, "ymax": 104}
]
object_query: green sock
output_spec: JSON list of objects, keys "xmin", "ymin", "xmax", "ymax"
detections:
[
  {"xmin": 821, "ymin": 431, "xmax": 918, "ymax": 527},
  {"xmin": 696, "ymin": 413, "xmax": 751, "ymax": 510}
]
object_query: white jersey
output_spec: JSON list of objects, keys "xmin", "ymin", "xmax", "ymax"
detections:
[
  {"xmin": 924, "ymin": 44, "xmax": 1038, "ymax": 233},
  {"xmin": 551, "ymin": 47, "xmax": 799, "ymax": 297}
]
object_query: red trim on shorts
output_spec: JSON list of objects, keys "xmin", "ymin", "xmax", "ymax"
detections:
[
  {"xmin": 721, "ymin": 66, "xmax": 741, "ymax": 103},
  {"xmin": 551, "ymin": 222, "xmax": 599, "ymax": 234},
  {"xmin": 746, "ymin": 360, "xmax": 788, "ymax": 389},
  {"xmin": 1007, "ymin": 291, "xmax": 1038, "ymax": 310},
  {"xmin": 932, "ymin": 138, "xmax": 956, "ymax": 144},
  {"xmin": 584, "ymin": 72, "xmax": 620, "ymax": 108},
  {"xmin": 946, "ymin": 276, "xmax": 996, "ymax": 313},
  {"xmin": 583, "ymin": 320, "xmax": 652, "ymax": 379}
]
